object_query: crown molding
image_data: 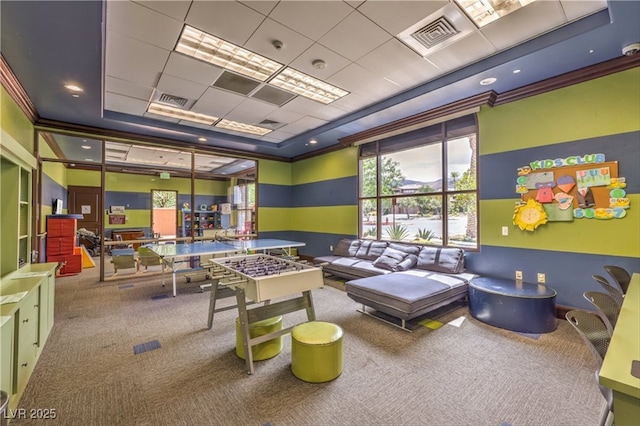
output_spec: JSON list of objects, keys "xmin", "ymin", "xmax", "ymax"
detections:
[{"xmin": 0, "ymin": 54, "xmax": 38, "ymax": 123}]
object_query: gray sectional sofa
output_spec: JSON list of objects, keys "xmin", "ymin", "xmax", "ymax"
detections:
[{"xmin": 314, "ymin": 238, "xmax": 477, "ymax": 330}]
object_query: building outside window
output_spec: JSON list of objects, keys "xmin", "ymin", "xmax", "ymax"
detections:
[{"xmin": 358, "ymin": 114, "xmax": 478, "ymax": 249}]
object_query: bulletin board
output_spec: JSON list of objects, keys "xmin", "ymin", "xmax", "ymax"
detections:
[
  {"xmin": 521, "ymin": 161, "xmax": 618, "ymax": 210},
  {"xmin": 513, "ymin": 156, "xmax": 630, "ymax": 231}
]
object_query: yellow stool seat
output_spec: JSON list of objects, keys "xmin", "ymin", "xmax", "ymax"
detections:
[
  {"xmin": 291, "ymin": 321, "xmax": 343, "ymax": 383},
  {"xmin": 235, "ymin": 316, "xmax": 283, "ymax": 361}
]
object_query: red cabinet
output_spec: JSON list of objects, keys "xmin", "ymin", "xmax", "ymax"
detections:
[{"xmin": 46, "ymin": 216, "xmax": 82, "ymax": 275}]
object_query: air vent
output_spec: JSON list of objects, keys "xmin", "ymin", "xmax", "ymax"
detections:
[
  {"xmin": 251, "ymin": 85, "xmax": 296, "ymax": 106},
  {"xmin": 410, "ymin": 17, "xmax": 458, "ymax": 50},
  {"xmin": 158, "ymin": 93, "xmax": 189, "ymax": 108},
  {"xmin": 257, "ymin": 119, "xmax": 285, "ymax": 130},
  {"xmin": 213, "ymin": 71, "xmax": 261, "ymax": 95}
]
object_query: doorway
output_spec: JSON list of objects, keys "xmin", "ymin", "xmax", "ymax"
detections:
[
  {"xmin": 68, "ymin": 185, "xmax": 101, "ymax": 235},
  {"xmin": 151, "ymin": 190, "xmax": 177, "ymax": 239}
]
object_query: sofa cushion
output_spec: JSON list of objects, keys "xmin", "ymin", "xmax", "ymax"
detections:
[
  {"xmin": 333, "ymin": 238, "xmax": 354, "ymax": 257},
  {"xmin": 372, "ymin": 247, "xmax": 408, "ymax": 271},
  {"xmin": 396, "ymin": 254, "xmax": 418, "ymax": 271},
  {"xmin": 416, "ymin": 247, "xmax": 465, "ymax": 274},
  {"xmin": 355, "ymin": 240, "xmax": 388, "ymax": 261},
  {"xmin": 389, "ymin": 243, "xmax": 420, "ymax": 256}
]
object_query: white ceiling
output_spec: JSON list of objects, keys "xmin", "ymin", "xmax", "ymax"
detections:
[{"xmin": 104, "ymin": 0, "xmax": 607, "ymax": 145}]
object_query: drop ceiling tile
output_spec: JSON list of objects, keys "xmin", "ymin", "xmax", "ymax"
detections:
[
  {"xmin": 560, "ymin": 0, "xmax": 607, "ymax": 21},
  {"xmin": 105, "ymin": 76, "xmax": 154, "ymax": 101},
  {"xmin": 104, "ymin": 93, "xmax": 150, "ymax": 116},
  {"xmin": 481, "ymin": 1, "xmax": 566, "ymax": 51},
  {"xmin": 330, "ymin": 91, "xmax": 376, "ymax": 112},
  {"xmin": 163, "ymin": 52, "xmax": 224, "ymax": 86},
  {"xmin": 191, "ymin": 87, "xmax": 245, "ymax": 117},
  {"xmin": 283, "ymin": 116, "xmax": 328, "ymax": 133},
  {"xmin": 425, "ymin": 32, "xmax": 497, "ymax": 73},
  {"xmin": 263, "ymin": 108, "xmax": 304, "ymax": 125},
  {"xmin": 185, "ymin": 1, "xmax": 265, "ymax": 45},
  {"xmin": 287, "ymin": 42, "xmax": 351, "ymax": 81},
  {"xmin": 318, "ymin": 10, "xmax": 392, "ymax": 61},
  {"xmin": 328, "ymin": 63, "xmax": 397, "ymax": 100},
  {"xmin": 357, "ymin": 0, "xmax": 448, "ymax": 35},
  {"xmin": 177, "ymin": 120, "xmax": 214, "ymax": 130},
  {"xmin": 280, "ymin": 96, "xmax": 329, "ymax": 116},
  {"xmin": 107, "ymin": 1, "xmax": 183, "ymax": 50},
  {"xmin": 309, "ymin": 104, "xmax": 348, "ymax": 122},
  {"xmin": 134, "ymin": 0, "xmax": 192, "ymax": 20},
  {"xmin": 244, "ymin": 17, "xmax": 314, "ymax": 65},
  {"xmin": 357, "ymin": 38, "xmax": 441, "ymax": 87},
  {"xmin": 240, "ymin": 1, "xmax": 278, "ymax": 16},
  {"xmin": 226, "ymin": 98, "xmax": 279, "ymax": 123},
  {"xmin": 269, "ymin": 1, "xmax": 353, "ymax": 40},
  {"xmin": 251, "ymin": 85, "xmax": 296, "ymax": 106},
  {"xmin": 106, "ymin": 32, "xmax": 170, "ymax": 86},
  {"xmin": 156, "ymin": 73, "xmax": 208, "ymax": 101}
]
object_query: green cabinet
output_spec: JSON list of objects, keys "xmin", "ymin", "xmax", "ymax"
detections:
[{"xmin": 0, "ymin": 263, "xmax": 57, "ymax": 414}]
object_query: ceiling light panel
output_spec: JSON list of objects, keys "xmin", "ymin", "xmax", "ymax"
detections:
[
  {"xmin": 147, "ymin": 102, "xmax": 218, "ymax": 125},
  {"xmin": 454, "ymin": 0, "xmax": 536, "ymax": 28},
  {"xmin": 215, "ymin": 119, "xmax": 272, "ymax": 136},
  {"xmin": 269, "ymin": 67, "xmax": 349, "ymax": 104},
  {"xmin": 175, "ymin": 25, "xmax": 283, "ymax": 82}
]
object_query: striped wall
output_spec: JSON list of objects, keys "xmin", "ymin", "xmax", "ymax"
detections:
[
  {"xmin": 466, "ymin": 67, "xmax": 640, "ymax": 309},
  {"xmin": 266, "ymin": 67, "xmax": 639, "ymax": 310},
  {"xmin": 257, "ymin": 149, "xmax": 359, "ymax": 253}
]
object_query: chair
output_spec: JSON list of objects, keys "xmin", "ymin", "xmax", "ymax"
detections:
[
  {"xmin": 110, "ymin": 248, "xmax": 138, "ymax": 275},
  {"xmin": 137, "ymin": 246, "xmax": 162, "ymax": 271},
  {"xmin": 592, "ymin": 275, "xmax": 624, "ymax": 307},
  {"xmin": 603, "ymin": 265, "xmax": 631, "ymax": 294},
  {"xmin": 583, "ymin": 291, "xmax": 620, "ymax": 335},
  {"xmin": 566, "ymin": 310, "xmax": 613, "ymax": 425}
]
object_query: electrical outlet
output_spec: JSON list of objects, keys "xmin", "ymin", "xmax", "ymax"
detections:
[
  {"xmin": 515, "ymin": 270, "xmax": 523, "ymax": 280},
  {"xmin": 329, "ymin": 245, "xmax": 333, "ymax": 252},
  {"xmin": 537, "ymin": 273, "xmax": 546, "ymax": 283},
  {"xmin": 502, "ymin": 226, "xmax": 509, "ymax": 236}
]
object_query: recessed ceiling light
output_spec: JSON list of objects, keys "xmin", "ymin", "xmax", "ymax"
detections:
[
  {"xmin": 198, "ymin": 137, "xmax": 207, "ymax": 142},
  {"xmin": 589, "ymin": 49, "xmax": 595, "ymax": 53},
  {"xmin": 81, "ymin": 145, "xmax": 91, "ymax": 149},
  {"xmin": 64, "ymin": 84, "xmax": 84, "ymax": 92},
  {"xmin": 147, "ymin": 102, "xmax": 218, "ymax": 125},
  {"xmin": 309, "ymin": 139, "xmax": 318, "ymax": 144},
  {"xmin": 176, "ymin": 25, "xmax": 282, "ymax": 82},
  {"xmin": 269, "ymin": 67, "xmax": 349, "ymax": 104},
  {"xmin": 480, "ymin": 77, "xmax": 497, "ymax": 86},
  {"xmin": 215, "ymin": 119, "xmax": 272, "ymax": 136},
  {"xmin": 454, "ymin": 0, "xmax": 536, "ymax": 28},
  {"xmin": 71, "ymin": 94, "xmax": 80, "ymax": 98},
  {"xmin": 513, "ymin": 69, "xmax": 521, "ymax": 74},
  {"xmin": 85, "ymin": 158, "xmax": 94, "ymax": 162}
]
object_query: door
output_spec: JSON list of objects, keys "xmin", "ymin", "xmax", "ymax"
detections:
[
  {"xmin": 151, "ymin": 190, "xmax": 177, "ymax": 238},
  {"xmin": 68, "ymin": 186, "xmax": 101, "ymax": 236}
]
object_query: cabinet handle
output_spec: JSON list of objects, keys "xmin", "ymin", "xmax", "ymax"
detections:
[
  {"xmin": 34, "ymin": 304, "xmax": 39, "ymax": 308},
  {"xmin": 22, "ymin": 363, "xmax": 28, "ymax": 367},
  {"xmin": 23, "ymin": 318, "xmax": 29, "ymax": 323}
]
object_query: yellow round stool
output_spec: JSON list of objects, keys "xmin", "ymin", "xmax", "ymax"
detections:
[
  {"xmin": 291, "ymin": 321, "xmax": 343, "ymax": 383},
  {"xmin": 235, "ymin": 316, "xmax": 283, "ymax": 361}
]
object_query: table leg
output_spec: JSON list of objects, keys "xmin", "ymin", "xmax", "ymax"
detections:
[
  {"xmin": 207, "ymin": 278, "xmax": 221, "ymax": 329},
  {"xmin": 235, "ymin": 288, "xmax": 254, "ymax": 375},
  {"xmin": 303, "ymin": 290, "xmax": 316, "ymax": 321},
  {"xmin": 172, "ymin": 266, "xmax": 177, "ymax": 297}
]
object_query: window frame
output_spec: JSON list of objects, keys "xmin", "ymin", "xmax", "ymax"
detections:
[{"xmin": 357, "ymin": 114, "xmax": 479, "ymax": 250}]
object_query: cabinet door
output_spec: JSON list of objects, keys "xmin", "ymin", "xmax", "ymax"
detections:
[{"xmin": 1, "ymin": 316, "xmax": 14, "ymax": 396}]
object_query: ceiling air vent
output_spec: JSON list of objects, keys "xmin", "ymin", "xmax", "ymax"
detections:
[
  {"xmin": 157, "ymin": 93, "xmax": 190, "ymax": 108},
  {"xmin": 410, "ymin": 17, "xmax": 458, "ymax": 50},
  {"xmin": 257, "ymin": 119, "xmax": 285, "ymax": 130}
]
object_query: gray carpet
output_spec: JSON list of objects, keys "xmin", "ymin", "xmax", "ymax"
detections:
[{"xmin": 12, "ymin": 265, "xmax": 604, "ymax": 425}]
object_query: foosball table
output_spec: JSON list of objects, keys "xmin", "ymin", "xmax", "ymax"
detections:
[{"xmin": 205, "ymin": 254, "xmax": 324, "ymax": 374}]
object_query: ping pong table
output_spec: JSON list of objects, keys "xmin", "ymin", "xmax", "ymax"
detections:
[{"xmin": 145, "ymin": 239, "xmax": 306, "ymax": 296}]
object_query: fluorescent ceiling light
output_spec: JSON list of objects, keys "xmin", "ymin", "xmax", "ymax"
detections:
[
  {"xmin": 454, "ymin": 0, "xmax": 535, "ymax": 28},
  {"xmin": 176, "ymin": 25, "xmax": 282, "ymax": 82},
  {"xmin": 215, "ymin": 119, "xmax": 272, "ymax": 136},
  {"xmin": 269, "ymin": 67, "xmax": 349, "ymax": 104},
  {"xmin": 147, "ymin": 102, "xmax": 218, "ymax": 125}
]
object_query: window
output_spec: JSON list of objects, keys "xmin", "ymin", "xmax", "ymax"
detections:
[
  {"xmin": 234, "ymin": 179, "xmax": 255, "ymax": 234},
  {"xmin": 358, "ymin": 114, "xmax": 478, "ymax": 249}
]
